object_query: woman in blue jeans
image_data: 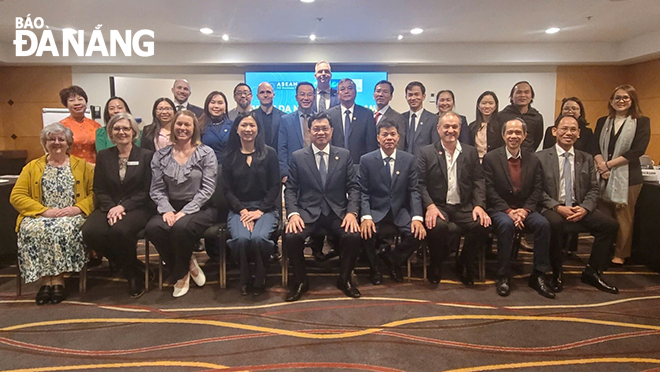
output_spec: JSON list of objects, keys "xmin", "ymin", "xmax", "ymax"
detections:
[{"xmin": 222, "ymin": 113, "xmax": 280, "ymax": 296}]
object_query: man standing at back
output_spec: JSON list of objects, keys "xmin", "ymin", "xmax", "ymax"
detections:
[
  {"xmin": 403, "ymin": 81, "xmax": 439, "ymax": 157},
  {"xmin": 172, "ymin": 79, "xmax": 203, "ymax": 117},
  {"xmin": 278, "ymin": 82, "xmax": 316, "ymax": 183},
  {"xmin": 327, "ymin": 78, "xmax": 378, "ymax": 164},
  {"xmin": 493, "ymin": 81, "xmax": 544, "ymax": 153},
  {"xmin": 374, "ymin": 80, "xmax": 406, "ymax": 150},
  {"xmin": 228, "ymin": 83, "xmax": 253, "ymax": 121},
  {"xmin": 313, "ymin": 60, "xmax": 339, "ymax": 112},
  {"xmin": 253, "ymin": 82, "xmax": 285, "ymax": 150}
]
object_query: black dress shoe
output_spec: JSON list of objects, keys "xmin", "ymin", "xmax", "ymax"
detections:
[
  {"xmin": 285, "ymin": 281, "xmax": 309, "ymax": 302},
  {"xmin": 369, "ymin": 269, "xmax": 383, "ymax": 285},
  {"xmin": 50, "ymin": 285, "xmax": 66, "ymax": 304},
  {"xmin": 337, "ymin": 279, "xmax": 361, "ymax": 298},
  {"xmin": 320, "ymin": 249, "xmax": 339, "ymax": 262},
  {"xmin": 269, "ymin": 251, "xmax": 282, "ymax": 263},
  {"xmin": 427, "ymin": 268, "xmax": 441, "ymax": 284},
  {"xmin": 582, "ymin": 268, "xmax": 618, "ymax": 294},
  {"xmin": 496, "ymin": 277, "xmax": 510, "ymax": 296},
  {"xmin": 128, "ymin": 276, "xmax": 145, "ymax": 299},
  {"xmin": 240, "ymin": 285, "xmax": 249, "ymax": 296},
  {"xmin": 528, "ymin": 272, "xmax": 555, "ymax": 299},
  {"xmin": 35, "ymin": 285, "xmax": 51, "ymax": 305},
  {"xmin": 455, "ymin": 261, "xmax": 474, "ymax": 286},
  {"xmin": 382, "ymin": 254, "xmax": 403, "ymax": 283},
  {"xmin": 550, "ymin": 272, "xmax": 563, "ymax": 293},
  {"xmin": 312, "ymin": 251, "xmax": 326, "ymax": 261}
]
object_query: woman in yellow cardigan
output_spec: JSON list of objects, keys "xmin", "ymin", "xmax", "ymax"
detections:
[{"xmin": 10, "ymin": 123, "xmax": 94, "ymax": 305}]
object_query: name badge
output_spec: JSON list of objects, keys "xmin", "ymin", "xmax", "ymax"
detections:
[{"xmin": 127, "ymin": 161, "xmax": 140, "ymax": 166}]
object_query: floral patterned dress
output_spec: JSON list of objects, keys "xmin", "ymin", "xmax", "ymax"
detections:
[{"xmin": 17, "ymin": 164, "xmax": 87, "ymax": 283}]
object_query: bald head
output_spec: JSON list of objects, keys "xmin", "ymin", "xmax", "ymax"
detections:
[
  {"xmin": 257, "ymin": 81, "xmax": 274, "ymax": 108},
  {"xmin": 172, "ymin": 79, "xmax": 192, "ymax": 104}
]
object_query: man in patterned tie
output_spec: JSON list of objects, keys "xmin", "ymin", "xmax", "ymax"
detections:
[{"xmin": 537, "ymin": 115, "xmax": 619, "ymax": 294}]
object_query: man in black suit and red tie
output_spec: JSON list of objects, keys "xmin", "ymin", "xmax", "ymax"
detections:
[
  {"xmin": 359, "ymin": 119, "xmax": 426, "ymax": 283},
  {"xmin": 284, "ymin": 112, "xmax": 362, "ymax": 301},
  {"xmin": 483, "ymin": 118, "xmax": 554, "ymax": 298},
  {"xmin": 403, "ymin": 81, "xmax": 439, "ymax": 157},
  {"xmin": 418, "ymin": 112, "xmax": 491, "ymax": 285}
]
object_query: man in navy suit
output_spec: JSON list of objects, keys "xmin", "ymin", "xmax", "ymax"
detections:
[
  {"xmin": 253, "ymin": 82, "xmax": 285, "ymax": 150},
  {"xmin": 403, "ymin": 81, "xmax": 439, "ymax": 157},
  {"xmin": 359, "ymin": 119, "xmax": 426, "ymax": 283},
  {"xmin": 312, "ymin": 60, "xmax": 339, "ymax": 112},
  {"xmin": 171, "ymin": 79, "xmax": 203, "ymax": 118},
  {"xmin": 284, "ymin": 112, "xmax": 362, "ymax": 301},
  {"xmin": 278, "ymin": 82, "xmax": 315, "ymax": 183},
  {"xmin": 327, "ymin": 78, "xmax": 378, "ymax": 164}
]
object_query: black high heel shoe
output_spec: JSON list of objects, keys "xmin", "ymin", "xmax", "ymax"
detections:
[{"xmin": 35, "ymin": 285, "xmax": 51, "ymax": 305}]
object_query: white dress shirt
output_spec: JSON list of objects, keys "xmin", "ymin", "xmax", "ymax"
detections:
[
  {"xmin": 409, "ymin": 107, "xmax": 424, "ymax": 132},
  {"xmin": 341, "ymin": 104, "xmax": 355, "ymax": 134},
  {"xmin": 287, "ymin": 144, "xmax": 331, "ymax": 219},
  {"xmin": 443, "ymin": 142, "xmax": 463, "ymax": 205},
  {"xmin": 555, "ymin": 144, "xmax": 575, "ymax": 205}
]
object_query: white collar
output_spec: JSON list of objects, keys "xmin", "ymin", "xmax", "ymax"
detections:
[
  {"xmin": 380, "ymin": 148, "xmax": 396, "ymax": 160},
  {"xmin": 377, "ymin": 105, "xmax": 390, "ymax": 115},
  {"xmin": 312, "ymin": 143, "xmax": 330, "ymax": 156},
  {"xmin": 442, "ymin": 141, "xmax": 462, "ymax": 156},
  {"xmin": 555, "ymin": 144, "xmax": 575, "ymax": 157},
  {"xmin": 506, "ymin": 147, "xmax": 522, "ymax": 159},
  {"xmin": 341, "ymin": 104, "xmax": 355, "ymax": 115},
  {"xmin": 410, "ymin": 107, "xmax": 424, "ymax": 116},
  {"xmin": 175, "ymin": 100, "xmax": 188, "ymax": 107}
]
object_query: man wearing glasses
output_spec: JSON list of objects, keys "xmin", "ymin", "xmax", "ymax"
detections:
[{"xmin": 228, "ymin": 83, "xmax": 253, "ymax": 121}]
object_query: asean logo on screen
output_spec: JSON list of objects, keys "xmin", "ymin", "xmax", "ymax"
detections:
[{"xmin": 14, "ymin": 15, "xmax": 154, "ymax": 57}]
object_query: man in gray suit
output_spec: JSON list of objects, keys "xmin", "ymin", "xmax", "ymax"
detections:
[
  {"xmin": 284, "ymin": 112, "xmax": 362, "ymax": 301},
  {"xmin": 538, "ymin": 115, "xmax": 619, "ymax": 294},
  {"xmin": 403, "ymin": 81, "xmax": 439, "ymax": 157},
  {"xmin": 373, "ymin": 80, "xmax": 406, "ymax": 150}
]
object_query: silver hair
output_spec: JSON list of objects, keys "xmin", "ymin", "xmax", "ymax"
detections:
[
  {"xmin": 107, "ymin": 112, "xmax": 140, "ymax": 144},
  {"xmin": 437, "ymin": 111, "xmax": 462, "ymax": 127},
  {"xmin": 315, "ymin": 60, "xmax": 331, "ymax": 72},
  {"xmin": 40, "ymin": 122, "xmax": 74, "ymax": 154}
]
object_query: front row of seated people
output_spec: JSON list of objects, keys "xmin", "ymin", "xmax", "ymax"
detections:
[{"xmin": 11, "ymin": 108, "xmax": 621, "ymax": 304}]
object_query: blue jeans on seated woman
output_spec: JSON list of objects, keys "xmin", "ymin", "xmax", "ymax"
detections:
[{"xmin": 227, "ymin": 201, "xmax": 278, "ymax": 288}]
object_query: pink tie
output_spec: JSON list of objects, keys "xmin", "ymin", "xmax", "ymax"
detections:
[{"xmin": 374, "ymin": 112, "xmax": 382, "ymax": 123}]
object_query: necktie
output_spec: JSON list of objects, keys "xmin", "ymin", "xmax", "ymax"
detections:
[
  {"xmin": 374, "ymin": 111, "xmax": 382, "ymax": 124},
  {"xmin": 302, "ymin": 114, "xmax": 311, "ymax": 147},
  {"xmin": 318, "ymin": 151, "xmax": 327, "ymax": 186},
  {"xmin": 344, "ymin": 109, "xmax": 352, "ymax": 148},
  {"xmin": 319, "ymin": 92, "xmax": 327, "ymax": 112},
  {"xmin": 177, "ymin": 105, "xmax": 184, "ymax": 112},
  {"xmin": 384, "ymin": 156, "xmax": 392, "ymax": 186},
  {"xmin": 407, "ymin": 113, "xmax": 417, "ymax": 152},
  {"xmin": 563, "ymin": 152, "xmax": 572, "ymax": 206}
]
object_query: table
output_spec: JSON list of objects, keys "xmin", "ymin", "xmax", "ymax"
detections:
[
  {"xmin": 0, "ymin": 177, "xmax": 18, "ymax": 264},
  {"xmin": 632, "ymin": 182, "xmax": 660, "ymax": 270}
]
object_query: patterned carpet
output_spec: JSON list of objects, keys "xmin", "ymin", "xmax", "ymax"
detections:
[{"xmin": 1, "ymin": 239, "xmax": 660, "ymax": 372}]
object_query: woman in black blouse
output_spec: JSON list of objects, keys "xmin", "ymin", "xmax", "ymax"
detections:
[
  {"xmin": 543, "ymin": 97, "xmax": 594, "ymax": 151},
  {"xmin": 222, "ymin": 113, "xmax": 280, "ymax": 296},
  {"xmin": 82, "ymin": 113, "xmax": 154, "ymax": 298},
  {"xmin": 592, "ymin": 84, "xmax": 650, "ymax": 266}
]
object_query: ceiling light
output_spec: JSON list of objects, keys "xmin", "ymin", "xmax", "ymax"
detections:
[
  {"xmin": 200, "ymin": 28, "xmax": 213, "ymax": 35},
  {"xmin": 300, "ymin": 0, "xmax": 315, "ymax": 2},
  {"xmin": 545, "ymin": 27, "xmax": 560, "ymax": 34},
  {"xmin": 309, "ymin": 34, "xmax": 316, "ymax": 41},
  {"xmin": 410, "ymin": 28, "xmax": 423, "ymax": 35},
  {"xmin": 222, "ymin": 34, "xmax": 229, "ymax": 41},
  {"xmin": 397, "ymin": 35, "xmax": 403, "ymax": 40}
]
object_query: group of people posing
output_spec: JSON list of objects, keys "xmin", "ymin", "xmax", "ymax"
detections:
[{"xmin": 10, "ymin": 60, "xmax": 650, "ymax": 305}]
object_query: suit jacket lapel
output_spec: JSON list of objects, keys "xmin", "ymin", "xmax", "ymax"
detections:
[
  {"xmin": 414, "ymin": 110, "xmax": 426, "ymax": 141},
  {"xmin": 435, "ymin": 142, "xmax": 448, "ymax": 181},
  {"xmin": 346, "ymin": 110, "xmax": 355, "ymax": 141},
  {"xmin": 108, "ymin": 146, "xmax": 121, "ymax": 187},
  {"xmin": 123, "ymin": 145, "xmax": 140, "ymax": 184},
  {"xmin": 294, "ymin": 111, "xmax": 304, "ymax": 148},
  {"xmin": 390, "ymin": 152, "xmax": 401, "ymax": 190},
  {"xmin": 326, "ymin": 146, "xmax": 339, "ymax": 187},
  {"xmin": 499, "ymin": 148, "xmax": 514, "ymax": 189},
  {"xmin": 547, "ymin": 149, "xmax": 560, "ymax": 197},
  {"xmin": 303, "ymin": 147, "xmax": 324, "ymax": 189},
  {"xmin": 574, "ymin": 151, "xmax": 583, "ymax": 198}
]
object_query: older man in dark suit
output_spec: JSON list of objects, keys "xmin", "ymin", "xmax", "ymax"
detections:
[
  {"xmin": 359, "ymin": 119, "xmax": 426, "ymax": 283},
  {"xmin": 418, "ymin": 112, "xmax": 491, "ymax": 285},
  {"xmin": 483, "ymin": 118, "xmax": 554, "ymax": 298},
  {"xmin": 373, "ymin": 80, "xmax": 406, "ymax": 150},
  {"xmin": 327, "ymin": 78, "xmax": 378, "ymax": 164},
  {"xmin": 538, "ymin": 115, "xmax": 619, "ymax": 294},
  {"xmin": 284, "ymin": 112, "xmax": 362, "ymax": 301},
  {"xmin": 403, "ymin": 81, "xmax": 440, "ymax": 157}
]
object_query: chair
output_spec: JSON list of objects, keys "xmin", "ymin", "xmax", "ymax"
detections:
[{"xmin": 16, "ymin": 257, "xmax": 87, "ymax": 296}]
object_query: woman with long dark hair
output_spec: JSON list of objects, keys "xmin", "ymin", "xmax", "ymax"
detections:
[
  {"xmin": 222, "ymin": 113, "xmax": 280, "ymax": 296},
  {"xmin": 141, "ymin": 98, "xmax": 176, "ymax": 152},
  {"xmin": 592, "ymin": 84, "xmax": 650, "ymax": 266},
  {"xmin": 468, "ymin": 91, "xmax": 500, "ymax": 161},
  {"xmin": 199, "ymin": 91, "xmax": 233, "ymax": 164}
]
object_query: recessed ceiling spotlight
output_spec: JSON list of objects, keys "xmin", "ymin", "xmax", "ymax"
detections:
[
  {"xmin": 301, "ymin": 0, "xmax": 314, "ymax": 2},
  {"xmin": 222, "ymin": 34, "xmax": 229, "ymax": 41},
  {"xmin": 410, "ymin": 28, "xmax": 423, "ymax": 35},
  {"xmin": 200, "ymin": 28, "xmax": 213, "ymax": 35},
  {"xmin": 545, "ymin": 27, "xmax": 560, "ymax": 34},
  {"xmin": 309, "ymin": 34, "xmax": 317, "ymax": 41},
  {"xmin": 397, "ymin": 35, "xmax": 403, "ymax": 40}
]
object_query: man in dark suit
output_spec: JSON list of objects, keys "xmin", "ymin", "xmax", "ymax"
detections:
[
  {"xmin": 403, "ymin": 81, "xmax": 440, "ymax": 157},
  {"xmin": 284, "ymin": 112, "xmax": 362, "ymax": 301},
  {"xmin": 538, "ymin": 115, "xmax": 619, "ymax": 294},
  {"xmin": 418, "ymin": 112, "xmax": 491, "ymax": 285},
  {"xmin": 483, "ymin": 118, "xmax": 554, "ymax": 298},
  {"xmin": 312, "ymin": 60, "xmax": 339, "ymax": 112},
  {"xmin": 277, "ymin": 82, "xmax": 315, "ymax": 183},
  {"xmin": 373, "ymin": 80, "xmax": 406, "ymax": 150},
  {"xmin": 359, "ymin": 119, "xmax": 426, "ymax": 283},
  {"xmin": 327, "ymin": 78, "xmax": 378, "ymax": 164},
  {"xmin": 252, "ymin": 82, "xmax": 285, "ymax": 150},
  {"xmin": 171, "ymin": 79, "xmax": 203, "ymax": 118}
]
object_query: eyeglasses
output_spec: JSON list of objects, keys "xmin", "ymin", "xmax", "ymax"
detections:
[
  {"xmin": 112, "ymin": 127, "xmax": 133, "ymax": 133},
  {"xmin": 613, "ymin": 95, "xmax": 631, "ymax": 102},
  {"xmin": 234, "ymin": 91, "xmax": 252, "ymax": 96},
  {"xmin": 311, "ymin": 127, "xmax": 331, "ymax": 134},
  {"xmin": 562, "ymin": 106, "xmax": 580, "ymax": 112},
  {"xmin": 156, "ymin": 107, "xmax": 174, "ymax": 112}
]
